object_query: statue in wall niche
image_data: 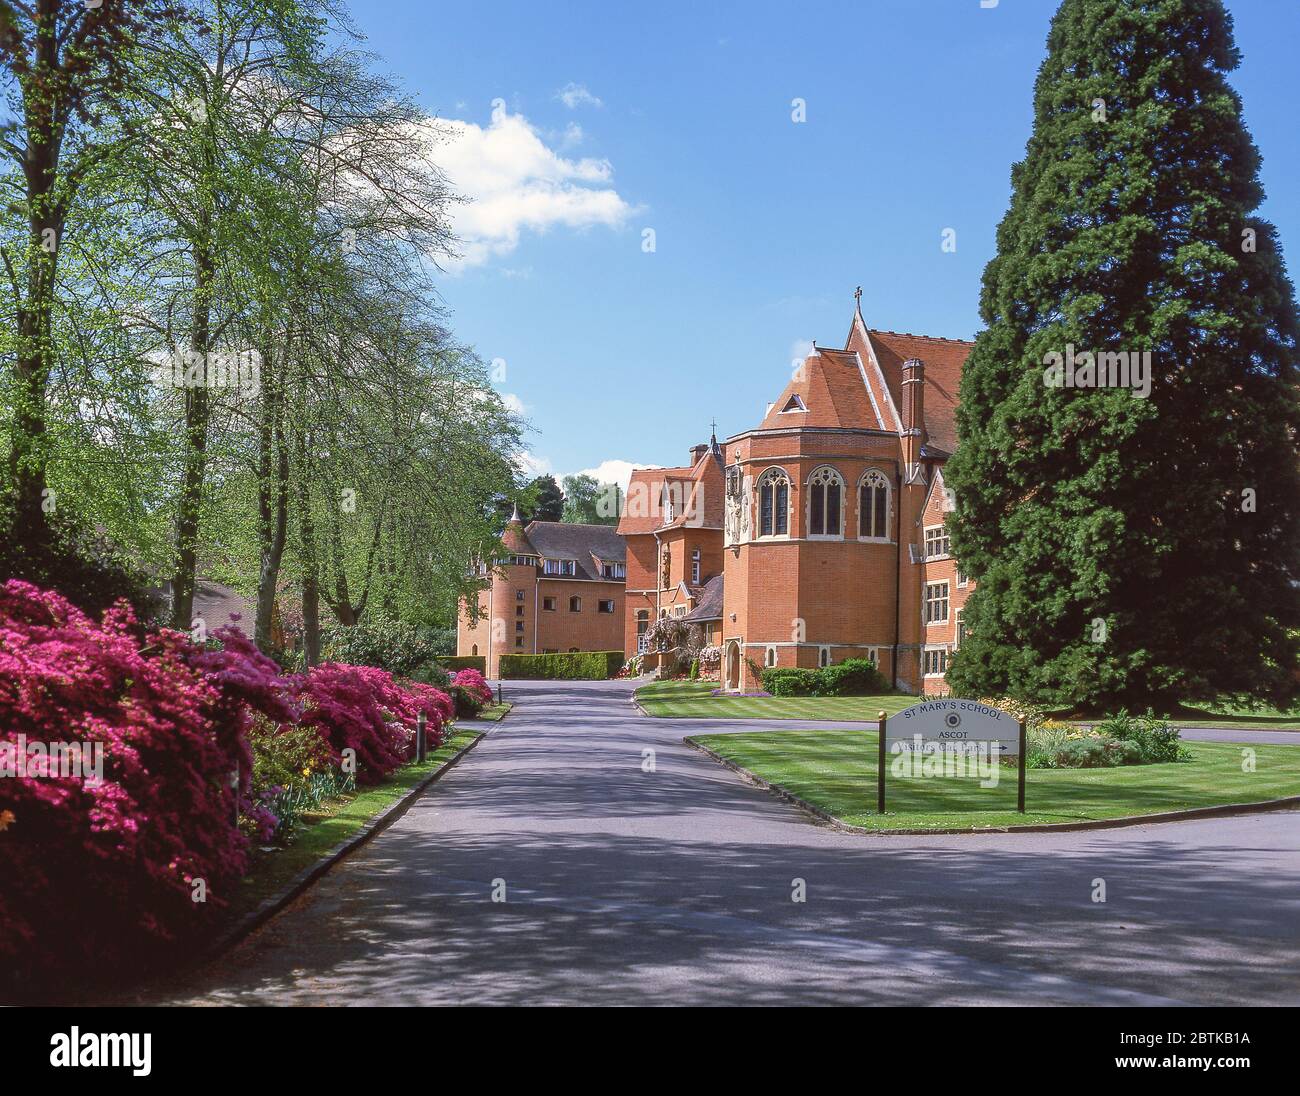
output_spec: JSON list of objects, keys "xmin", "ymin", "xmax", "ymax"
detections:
[
  {"xmin": 661, "ymin": 545, "xmax": 671, "ymax": 589},
  {"xmin": 724, "ymin": 464, "xmax": 752, "ymax": 544}
]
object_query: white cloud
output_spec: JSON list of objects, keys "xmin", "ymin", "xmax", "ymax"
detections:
[
  {"xmin": 437, "ymin": 102, "xmax": 632, "ymax": 268},
  {"xmin": 500, "ymin": 392, "xmax": 528, "ymax": 416},
  {"xmin": 790, "ymin": 338, "xmax": 815, "ymax": 364},
  {"xmin": 515, "ymin": 451, "xmax": 553, "ymax": 479},
  {"xmin": 556, "ymin": 82, "xmax": 603, "ymax": 110},
  {"xmin": 572, "ymin": 459, "xmax": 659, "ymax": 492}
]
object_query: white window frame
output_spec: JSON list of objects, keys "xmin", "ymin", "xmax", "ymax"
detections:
[
  {"xmin": 764, "ymin": 645, "xmax": 777, "ymax": 668},
  {"xmin": 690, "ymin": 548, "xmax": 701, "ymax": 585},
  {"xmin": 805, "ymin": 466, "xmax": 845, "ymax": 540},
  {"xmin": 857, "ymin": 469, "xmax": 891, "ymax": 542},
  {"xmin": 955, "ymin": 611, "xmax": 966, "ymax": 649},
  {"xmin": 923, "ymin": 645, "xmax": 949, "ymax": 677},
  {"xmin": 569, "ymin": 596, "xmax": 582, "ymax": 613},
  {"xmin": 923, "ymin": 524, "xmax": 950, "ymax": 560},
  {"xmin": 957, "ymin": 567, "xmax": 968, "ymax": 588},
  {"xmin": 925, "ymin": 581, "xmax": 950, "ymax": 625},
  {"xmin": 542, "ymin": 596, "xmax": 556, "ymax": 611}
]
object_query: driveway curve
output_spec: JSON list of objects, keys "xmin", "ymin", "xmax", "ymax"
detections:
[{"xmin": 159, "ymin": 678, "xmax": 1300, "ymax": 1006}]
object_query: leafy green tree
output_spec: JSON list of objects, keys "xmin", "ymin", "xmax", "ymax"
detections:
[
  {"xmin": 945, "ymin": 0, "xmax": 1299, "ymax": 712},
  {"xmin": 561, "ymin": 473, "xmax": 619, "ymax": 525},
  {"xmin": 0, "ymin": 0, "xmax": 175, "ymax": 557}
]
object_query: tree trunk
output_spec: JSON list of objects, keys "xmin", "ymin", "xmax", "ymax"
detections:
[
  {"xmin": 254, "ymin": 335, "xmax": 289, "ymax": 650},
  {"xmin": 169, "ymin": 231, "xmax": 214, "ymax": 631},
  {"xmin": 9, "ymin": 80, "xmax": 64, "ymax": 537},
  {"xmin": 296, "ymin": 428, "xmax": 322, "ymax": 667}
]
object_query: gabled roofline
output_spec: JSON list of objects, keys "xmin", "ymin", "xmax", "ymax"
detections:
[{"xmin": 849, "ymin": 309, "xmax": 902, "ymax": 433}]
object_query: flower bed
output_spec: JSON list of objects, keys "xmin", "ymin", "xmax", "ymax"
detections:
[{"xmin": 0, "ymin": 580, "xmax": 453, "ymax": 992}]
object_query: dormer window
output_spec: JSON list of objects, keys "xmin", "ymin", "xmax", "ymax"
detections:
[
  {"xmin": 543, "ymin": 558, "xmax": 576, "ymax": 576},
  {"xmin": 601, "ymin": 561, "xmax": 625, "ymax": 580},
  {"xmin": 780, "ymin": 394, "xmax": 807, "ymax": 413}
]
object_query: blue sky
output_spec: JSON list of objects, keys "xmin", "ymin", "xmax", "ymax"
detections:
[{"xmin": 346, "ymin": 0, "xmax": 1300, "ymax": 486}]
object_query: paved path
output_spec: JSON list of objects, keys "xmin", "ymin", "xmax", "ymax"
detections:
[{"xmin": 161, "ymin": 678, "xmax": 1300, "ymax": 1006}]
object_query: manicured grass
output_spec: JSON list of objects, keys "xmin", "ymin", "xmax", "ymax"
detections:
[
  {"xmin": 468, "ymin": 701, "xmax": 513, "ymax": 723},
  {"xmin": 691, "ymin": 728, "xmax": 1300, "ymax": 830},
  {"xmin": 640, "ymin": 680, "xmax": 1300, "ymax": 730},
  {"xmin": 637, "ymin": 679, "xmax": 909, "ymax": 721},
  {"xmin": 226, "ymin": 729, "xmax": 479, "ymax": 917},
  {"xmin": 1165, "ymin": 701, "xmax": 1300, "ymax": 731}
]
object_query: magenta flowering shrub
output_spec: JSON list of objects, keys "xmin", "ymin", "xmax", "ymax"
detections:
[
  {"xmin": 0, "ymin": 580, "xmax": 457, "ymax": 992},
  {"xmin": 402, "ymin": 681, "xmax": 453, "ymax": 751},
  {"xmin": 0, "ymin": 582, "xmax": 259, "ymax": 987},
  {"xmin": 452, "ymin": 668, "xmax": 492, "ymax": 706},
  {"xmin": 450, "ymin": 667, "xmax": 493, "ymax": 717},
  {"xmin": 298, "ymin": 664, "xmax": 452, "ymax": 783}
]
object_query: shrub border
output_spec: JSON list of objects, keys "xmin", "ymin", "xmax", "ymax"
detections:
[
  {"xmin": 201, "ymin": 730, "xmax": 486, "ymax": 961},
  {"xmin": 684, "ymin": 735, "xmax": 1300, "ymax": 836}
]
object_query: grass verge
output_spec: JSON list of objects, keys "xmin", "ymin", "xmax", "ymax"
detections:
[
  {"xmin": 690, "ymin": 728, "xmax": 1300, "ymax": 831},
  {"xmin": 637, "ymin": 679, "xmax": 908, "ymax": 720},
  {"xmin": 468, "ymin": 701, "xmax": 513, "ymax": 723},
  {"xmin": 227, "ymin": 729, "xmax": 479, "ymax": 917},
  {"xmin": 640, "ymin": 680, "xmax": 1300, "ymax": 730}
]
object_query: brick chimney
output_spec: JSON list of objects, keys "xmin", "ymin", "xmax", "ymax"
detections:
[
  {"xmin": 901, "ymin": 358, "xmax": 925, "ymax": 437},
  {"xmin": 689, "ymin": 443, "xmax": 708, "ymax": 465}
]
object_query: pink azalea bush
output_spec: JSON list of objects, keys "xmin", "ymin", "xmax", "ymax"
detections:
[
  {"xmin": 450, "ymin": 667, "xmax": 493, "ymax": 716},
  {"xmin": 297, "ymin": 664, "xmax": 451, "ymax": 784},
  {"xmin": 0, "ymin": 580, "xmax": 455, "ymax": 990},
  {"xmin": 0, "ymin": 582, "xmax": 265, "ymax": 987}
]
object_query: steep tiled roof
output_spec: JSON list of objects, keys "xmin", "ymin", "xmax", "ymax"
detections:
[
  {"xmin": 501, "ymin": 514, "xmax": 538, "ymax": 555},
  {"xmin": 617, "ymin": 445, "xmax": 725, "ymax": 535},
  {"xmin": 683, "ymin": 573, "xmax": 723, "ymax": 622},
  {"xmin": 863, "ymin": 328, "xmax": 972, "ymax": 456},
  {"xmin": 526, "ymin": 521, "xmax": 625, "ymax": 581},
  {"xmin": 658, "ymin": 447, "xmax": 725, "ymax": 531},
  {"xmin": 758, "ymin": 347, "xmax": 885, "ymax": 431}
]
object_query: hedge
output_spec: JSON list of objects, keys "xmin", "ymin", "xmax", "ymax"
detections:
[
  {"xmin": 439, "ymin": 655, "xmax": 487, "ymax": 675},
  {"xmin": 760, "ymin": 657, "xmax": 890, "ymax": 697},
  {"xmin": 499, "ymin": 651, "xmax": 624, "ymax": 680}
]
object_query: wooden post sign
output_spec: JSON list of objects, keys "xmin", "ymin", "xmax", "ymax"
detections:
[{"xmin": 877, "ymin": 700, "xmax": 1026, "ymax": 814}]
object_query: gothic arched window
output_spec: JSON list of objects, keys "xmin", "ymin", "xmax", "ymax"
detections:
[
  {"xmin": 858, "ymin": 469, "xmax": 891, "ymax": 540},
  {"xmin": 806, "ymin": 467, "xmax": 844, "ymax": 537},
  {"xmin": 757, "ymin": 468, "xmax": 790, "ymax": 537}
]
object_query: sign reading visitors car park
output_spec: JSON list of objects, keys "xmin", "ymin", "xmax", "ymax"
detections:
[{"xmin": 876, "ymin": 699, "xmax": 1026, "ymax": 814}]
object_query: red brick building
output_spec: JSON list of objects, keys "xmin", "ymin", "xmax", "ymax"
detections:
[
  {"xmin": 458, "ymin": 509, "xmax": 626, "ymax": 677},
  {"xmin": 713, "ymin": 300, "xmax": 974, "ymax": 695},
  {"xmin": 616, "ymin": 439, "xmax": 726, "ymax": 657}
]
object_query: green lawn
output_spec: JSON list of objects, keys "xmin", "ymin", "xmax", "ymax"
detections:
[
  {"xmin": 225, "ymin": 729, "xmax": 480, "ymax": 917},
  {"xmin": 691, "ymin": 728, "xmax": 1300, "ymax": 831},
  {"xmin": 639, "ymin": 679, "xmax": 1300, "ymax": 730},
  {"xmin": 637, "ymin": 680, "xmax": 910, "ymax": 720},
  {"xmin": 469, "ymin": 701, "xmax": 513, "ymax": 722},
  {"xmin": 1165, "ymin": 701, "xmax": 1300, "ymax": 731}
]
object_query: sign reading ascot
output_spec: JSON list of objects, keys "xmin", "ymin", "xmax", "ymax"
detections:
[
  {"xmin": 888, "ymin": 699, "xmax": 1021, "ymax": 754},
  {"xmin": 876, "ymin": 699, "xmax": 1027, "ymax": 815}
]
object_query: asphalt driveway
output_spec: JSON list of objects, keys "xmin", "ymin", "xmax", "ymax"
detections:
[{"xmin": 158, "ymin": 678, "xmax": 1300, "ymax": 1006}]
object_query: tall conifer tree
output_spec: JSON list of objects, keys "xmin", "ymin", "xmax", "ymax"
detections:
[{"xmin": 945, "ymin": 0, "xmax": 1299, "ymax": 710}]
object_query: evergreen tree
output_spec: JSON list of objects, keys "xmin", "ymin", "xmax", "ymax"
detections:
[
  {"xmin": 945, "ymin": 0, "xmax": 1299, "ymax": 712},
  {"xmin": 528, "ymin": 475, "xmax": 565, "ymax": 522}
]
